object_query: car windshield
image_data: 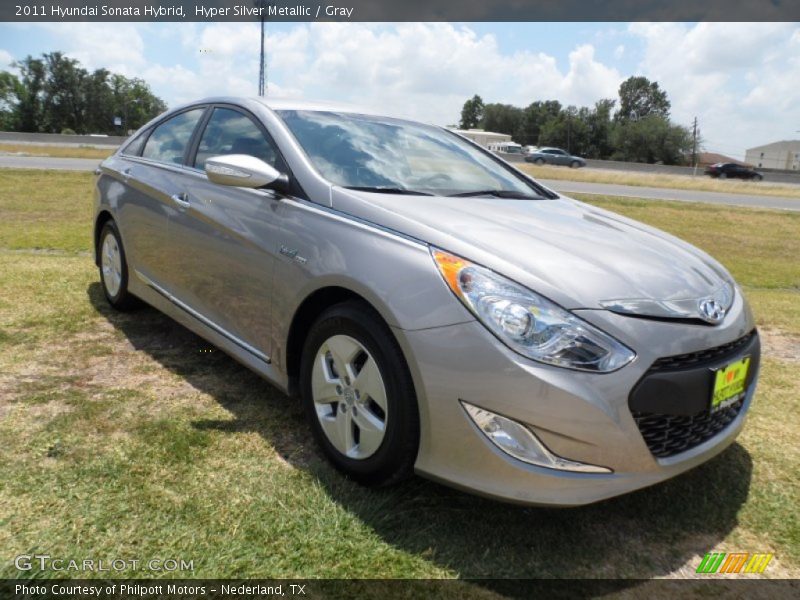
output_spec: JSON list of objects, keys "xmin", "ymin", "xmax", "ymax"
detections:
[{"xmin": 275, "ymin": 109, "xmax": 544, "ymax": 197}]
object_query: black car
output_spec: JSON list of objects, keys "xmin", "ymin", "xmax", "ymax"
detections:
[{"xmin": 705, "ymin": 163, "xmax": 763, "ymax": 181}]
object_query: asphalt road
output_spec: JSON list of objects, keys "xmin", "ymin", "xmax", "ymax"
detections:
[
  {"xmin": 537, "ymin": 178, "xmax": 800, "ymax": 212},
  {"xmin": 1, "ymin": 155, "xmax": 798, "ymax": 212}
]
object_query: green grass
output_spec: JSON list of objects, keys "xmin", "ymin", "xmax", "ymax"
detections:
[
  {"xmin": 519, "ymin": 162, "xmax": 800, "ymax": 200},
  {"xmin": 0, "ymin": 170, "xmax": 798, "ymax": 584}
]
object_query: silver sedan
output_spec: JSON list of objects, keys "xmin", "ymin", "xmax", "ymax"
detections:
[{"xmin": 94, "ymin": 97, "xmax": 760, "ymax": 505}]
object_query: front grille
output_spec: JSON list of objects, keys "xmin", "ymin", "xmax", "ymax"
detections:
[
  {"xmin": 632, "ymin": 399, "xmax": 744, "ymax": 458},
  {"xmin": 649, "ymin": 330, "xmax": 756, "ymax": 372},
  {"xmin": 631, "ymin": 330, "xmax": 758, "ymax": 459}
]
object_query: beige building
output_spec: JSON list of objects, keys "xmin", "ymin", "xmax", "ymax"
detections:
[
  {"xmin": 449, "ymin": 128, "xmax": 512, "ymax": 148},
  {"xmin": 745, "ymin": 140, "xmax": 800, "ymax": 170}
]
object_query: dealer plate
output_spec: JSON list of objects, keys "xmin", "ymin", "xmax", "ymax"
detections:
[{"xmin": 711, "ymin": 357, "xmax": 750, "ymax": 412}]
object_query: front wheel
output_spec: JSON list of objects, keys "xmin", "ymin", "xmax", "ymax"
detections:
[
  {"xmin": 534, "ymin": 157, "xmax": 545, "ymax": 165},
  {"xmin": 754, "ymin": 174, "xmax": 763, "ymax": 181},
  {"xmin": 300, "ymin": 301, "xmax": 419, "ymax": 486},
  {"xmin": 570, "ymin": 160, "xmax": 581, "ymax": 168}
]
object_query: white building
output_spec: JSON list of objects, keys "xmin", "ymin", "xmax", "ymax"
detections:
[
  {"xmin": 745, "ymin": 140, "xmax": 800, "ymax": 170},
  {"xmin": 449, "ymin": 128, "xmax": 512, "ymax": 148}
]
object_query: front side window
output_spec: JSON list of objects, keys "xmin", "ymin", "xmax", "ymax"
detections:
[
  {"xmin": 194, "ymin": 108, "xmax": 281, "ymax": 171},
  {"xmin": 276, "ymin": 110, "xmax": 543, "ymax": 196},
  {"xmin": 142, "ymin": 108, "xmax": 205, "ymax": 165}
]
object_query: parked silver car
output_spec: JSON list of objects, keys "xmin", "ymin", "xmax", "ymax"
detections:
[
  {"xmin": 94, "ymin": 97, "xmax": 760, "ymax": 506},
  {"xmin": 525, "ymin": 147, "xmax": 586, "ymax": 168}
]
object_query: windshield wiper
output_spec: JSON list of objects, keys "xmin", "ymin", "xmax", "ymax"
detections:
[
  {"xmin": 448, "ymin": 189, "xmax": 542, "ymax": 199},
  {"xmin": 344, "ymin": 186, "xmax": 433, "ymax": 196}
]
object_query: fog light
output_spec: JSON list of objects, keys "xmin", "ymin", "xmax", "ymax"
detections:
[{"xmin": 461, "ymin": 401, "xmax": 611, "ymax": 473}]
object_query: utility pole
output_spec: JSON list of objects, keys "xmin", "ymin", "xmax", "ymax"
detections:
[
  {"xmin": 692, "ymin": 116, "xmax": 698, "ymax": 176},
  {"xmin": 256, "ymin": 0, "xmax": 266, "ymax": 96}
]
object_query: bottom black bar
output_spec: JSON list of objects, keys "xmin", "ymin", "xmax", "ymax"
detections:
[{"xmin": 2, "ymin": 579, "xmax": 799, "ymax": 600}]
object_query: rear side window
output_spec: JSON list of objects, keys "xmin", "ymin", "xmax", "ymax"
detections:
[
  {"xmin": 193, "ymin": 107, "xmax": 282, "ymax": 171},
  {"xmin": 120, "ymin": 133, "xmax": 146, "ymax": 156},
  {"xmin": 142, "ymin": 108, "xmax": 205, "ymax": 165}
]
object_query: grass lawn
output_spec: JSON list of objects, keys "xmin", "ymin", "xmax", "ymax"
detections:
[
  {"xmin": 1, "ymin": 170, "xmax": 798, "ymax": 585},
  {"xmin": 519, "ymin": 163, "xmax": 800, "ymax": 200},
  {"xmin": 0, "ymin": 142, "xmax": 115, "ymax": 160}
]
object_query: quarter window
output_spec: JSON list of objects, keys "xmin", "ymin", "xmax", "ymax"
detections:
[
  {"xmin": 141, "ymin": 108, "xmax": 205, "ymax": 165},
  {"xmin": 193, "ymin": 107, "xmax": 282, "ymax": 171}
]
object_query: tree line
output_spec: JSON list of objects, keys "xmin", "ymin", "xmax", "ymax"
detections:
[
  {"xmin": 459, "ymin": 76, "xmax": 695, "ymax": 165},
  {"xmin": 0, "ymin": 52, "xmax": 167, "ymax": 135}
]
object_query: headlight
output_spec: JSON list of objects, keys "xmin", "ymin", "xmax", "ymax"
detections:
[{"xmin": 432, "ymin": 248, "xmax": 635, "ymax": 372}]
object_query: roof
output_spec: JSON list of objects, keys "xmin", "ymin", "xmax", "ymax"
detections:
[
  {"xmin": 746, "ymin": 140, "xmax": 800, "ymax": 153},
  {"xmin": 450, "ymin": 128, "xmax": 512, "ymax": 137},
  {"xmin": 184, "ymin": 96, "xmax": 394, "ymax": 119},
  {"xmin": 696, "ymin": 152, "xmax": 748, "ymax": 166}
]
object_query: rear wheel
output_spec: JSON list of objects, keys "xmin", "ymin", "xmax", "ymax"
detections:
[
  {"xmin": 300, "ymin": 301, "xmax": 419, "ymax": 486},
  {"xmin": 98, "ymin": 220, "xmax": 139, "ymax": 310}
]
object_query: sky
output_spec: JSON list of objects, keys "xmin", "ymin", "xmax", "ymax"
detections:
[{"xmin": 1, "ymin": 21, "xmax": 799, "ymax": 160}]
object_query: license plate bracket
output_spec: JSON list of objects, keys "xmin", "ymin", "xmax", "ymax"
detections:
[{"xmin": 711, "ymin": 356, "xmax": 751, "ymax": 412}]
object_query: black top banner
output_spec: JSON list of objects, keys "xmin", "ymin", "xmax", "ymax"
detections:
[{"xmin": 4, "ymin": 0, "xmax": 800, "ymax": 22}]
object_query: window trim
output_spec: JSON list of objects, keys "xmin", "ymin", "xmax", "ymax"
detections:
[
  {"xmin": 187, "ymin": 103, "xmax": 288, "ymax": 173},
  {"xmin": 124, "ymin": 105, "xmax": 210, "ymax": 163}
]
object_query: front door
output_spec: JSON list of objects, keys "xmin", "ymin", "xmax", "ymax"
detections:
[{"xmin": 164, "ymin": 106, "xmax": 288, "ymax": 360}]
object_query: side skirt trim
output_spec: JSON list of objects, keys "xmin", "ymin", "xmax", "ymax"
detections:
[{"xmin": 134, "ymin": 269, "xmax": 271, "ymax": 364}]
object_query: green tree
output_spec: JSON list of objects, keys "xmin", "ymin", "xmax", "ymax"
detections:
[
  {"xmin": 611, "ymin": 115, "xmax": 692, "ymax": 164},
  {"xmin": 583, "ymin": 99, "xmax": 615, "ymax": 159},
  {"xmin": 459, "ymin": 95, "xmax": 484, "ymax": 129},
  {"xmin": 10, "ymin": 53, "xmax": 167, "ymax": 134},
  {"xmin": 0, "ymin": 71, "xmax": 23, "ymax": 130},
  {"xmin": 480, "ymin": 103, "xmax": 523, "ymax": 136},
  {"xmin": 538, "ymin": 106, "xmax": 590, "ymax": 155},
  {"xmin": 42, "ymin": 52, "xmax": 88, "ymax": 133},
  {"xmin": 15, "ymin": 56, "xmax": 46, "ymax": 132},
  {"xmin": 514, "ymin": 100, "xmax": 562, "ymax": 146},
  {"xmin": 616, "ymin": 76, "xmax": 670, "ymax": 122}
]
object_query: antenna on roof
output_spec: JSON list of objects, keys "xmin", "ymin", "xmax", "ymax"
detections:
[{"xmin": 256, "ymin": 0, "xmax": 267, "ymax": 96}]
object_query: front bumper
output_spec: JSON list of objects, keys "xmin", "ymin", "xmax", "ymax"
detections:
[{"xmin": 395, "ymin": 292, "xmax": 759, "ymax": 506}]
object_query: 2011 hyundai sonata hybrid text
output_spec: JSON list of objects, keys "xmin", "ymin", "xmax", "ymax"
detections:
[{"xmin": 93, "ymin": 97, "xmax": 760, "ymax": 506}]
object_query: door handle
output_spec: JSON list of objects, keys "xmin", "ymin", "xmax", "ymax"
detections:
[{"xmin": 171, "ymin": 192, "xmax": 191, "ymax": 208}]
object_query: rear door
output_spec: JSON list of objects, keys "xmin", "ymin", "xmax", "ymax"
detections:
[
  {"xmin": 113, "ymin": 107, "xmax": 207, "ymax": 290},
  {"xmin": 162, "ymin": 105, "xmax": 288, "ymax": 360}
]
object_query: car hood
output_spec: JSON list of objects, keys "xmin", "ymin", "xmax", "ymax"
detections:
[{"xmin": 331, "ymin": 188, "xmax": 734, "ymax": 312}]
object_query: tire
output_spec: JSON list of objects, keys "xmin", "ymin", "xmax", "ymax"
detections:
[
  {"xmin": 534, "ymin": 158, "xmax": 545, "ymax": 165},
  {"xmin": 300, "ymin": 301, "xmax": 419, "ymax": 486},
  {"xmin": 570, "ymin": 160, "xmax": 581, "ymax": 169},
  {"xmin": 754, "ymin": 174, "xmax": 763, "ymax": 181},
  {"xmin": 97, "ymin": 220, "xmax": 139, "ymax": 311}
]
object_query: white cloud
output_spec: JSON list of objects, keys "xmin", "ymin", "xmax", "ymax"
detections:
[
  {"xmin": 183, "ymin": 22, "xmax": 620, "ymax": 125},
  {"xmin": 10, "ymin": 21, "xmax": 799, "ymax": 157},
  {"xmin": 628, "ymin": 22, "xmax": 800, "ymax": 157},
  {"xmin": 0, "ymin": 49, "xmax": 14, "ymax": 70},
  {"xmin": 37, "ymin": 22, "xmax": 148, "ymax": 76}
]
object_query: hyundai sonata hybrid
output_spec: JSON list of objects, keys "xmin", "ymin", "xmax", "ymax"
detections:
[{"xmin": 93, "ymin": 97, "xmax": 760, "ymax": 505}]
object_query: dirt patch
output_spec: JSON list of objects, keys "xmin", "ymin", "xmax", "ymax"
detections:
[{"xmin": 759, "ymin": 329, "xmax": 800, "ymax": 363}]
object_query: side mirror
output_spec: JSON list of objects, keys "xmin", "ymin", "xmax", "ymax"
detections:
[{"xmin": 205, "ymin": 154, "xmax": 289, "ymax": 193}]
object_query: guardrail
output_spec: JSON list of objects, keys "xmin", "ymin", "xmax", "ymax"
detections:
[
  {"xmin": 496, "ymin": 152, "xmax": 800, "ymax": 185},
  {"xmin": 0, "ymin": 131, "xmax": 127, "ymax": 146}
]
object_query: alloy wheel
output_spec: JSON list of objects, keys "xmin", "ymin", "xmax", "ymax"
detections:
[{"xmin": 311, "ymin": 334, "xmax": 388, "ymax": 459}]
